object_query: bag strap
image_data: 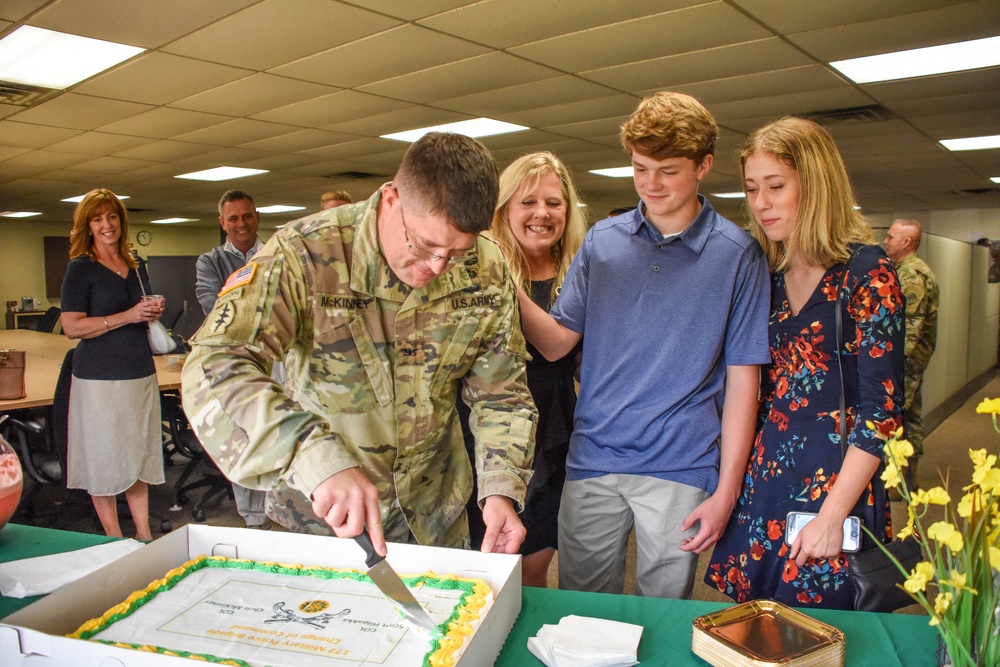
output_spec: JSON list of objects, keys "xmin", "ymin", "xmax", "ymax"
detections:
[{"xmin": 836, "ymin": 244, "xmax": 867, "ymax": 460}]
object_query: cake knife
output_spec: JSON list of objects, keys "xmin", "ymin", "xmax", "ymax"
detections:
[{"xmin": 353, "ymin": 531, "xmax": 439, "ymax": 634}]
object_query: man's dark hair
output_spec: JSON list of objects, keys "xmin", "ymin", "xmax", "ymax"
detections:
[
  {"xmin": 218, "ymin": 189, "xmax": 256, "ymax": 217},
  {"xmin": 393, "ymin": 132, "xmax": 499, "ymax": 234}
]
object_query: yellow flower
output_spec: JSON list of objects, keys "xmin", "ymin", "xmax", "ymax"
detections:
[
  {"xmin": 977, "ymin": 468, "xmax": 1000, "ymax": 495},
  {"xmin": 927, "ymin": 521, "xmax": 965, "ymax": 552},
  {"xmin": 881, "ymin": 459, "xmax": 904, "ymax": 489},
  {"xmin": 910, "ymin": 487, "xmax": 950, "ymax": 506},
  {"xmin": 904, "ymin": 561, "xmax": 935, "ymax": 594},
  {"xmin": 975, "ymin": 397, "xmax": 1000, "ymax": 415},
  {"xmin": 934, "ymin": 591, "xmax": 953, "ymax": 617},
  {"xmin": 990, "ymin": 545, "xmax": 1000, "ymax": 571},
  {"xmin": 940, "ymin": 570, "xmax": 976, "ymax": 594},
  {"xmin": 957, "ymin": 492, "xmax": 974, "ymax": 519},
  {"xmin": 896, "ymin": 503, "xmax": 916, "ymax": 540},
  {"xmin": 884, "ymin": 438, "xmax": 914, "ymax": 468}
]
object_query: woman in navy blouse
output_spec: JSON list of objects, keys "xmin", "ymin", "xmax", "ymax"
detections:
[{"xmin": 60, "ymin": 188, "xmax": 165, "ymax": 541}]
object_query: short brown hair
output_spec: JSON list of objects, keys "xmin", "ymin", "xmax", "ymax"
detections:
[
  {"xmin": 620, "ymin": 91, "xmax": 718, "ymax": 163},
  {"xmin": 393, "ymin": 132, "xmax": 499, "ymax": 234},
  {"xmin": 217, "ymin": 189, "xmax": 256, "ymax": 217},
  {"xmin": 69, "ymin": 188, "xmax": 137, "ymax": 269},
  {"xmin": 321, "ymin": 190, "xmax": 352, "ymax": 205}
]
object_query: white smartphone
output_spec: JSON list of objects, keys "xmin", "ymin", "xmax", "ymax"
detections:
[{"xmin": 784, "ymin": 512, "xmax": 861, "ymax": 553}]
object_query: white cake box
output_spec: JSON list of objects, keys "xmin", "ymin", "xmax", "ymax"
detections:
[{"xmin": 0, "ymin": 524, "xmax": 521, "ymax": 666}]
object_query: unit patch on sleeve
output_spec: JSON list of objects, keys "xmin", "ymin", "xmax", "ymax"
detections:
[{"xmin": 218, "ymin": 262, "xmax": 257, "ymax": 297}]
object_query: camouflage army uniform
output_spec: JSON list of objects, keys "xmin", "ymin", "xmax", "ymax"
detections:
[
  {"xmin": 896, "ymin": 253, "xmax": 939, "ymax": 457},
  {"xmin": 181, "ymin": 189, "xmax": 537, "ymax": 548}
]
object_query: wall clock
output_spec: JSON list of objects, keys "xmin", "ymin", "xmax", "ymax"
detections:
[{"xmin": 137, "ymin": 230, "xmax": 152, "ymax": 246}]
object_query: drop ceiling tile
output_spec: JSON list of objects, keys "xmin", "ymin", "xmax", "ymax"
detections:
[
  {"xmin": 99, "ymin": 107, "xmax": 232, "ymax": 139},
  {"xmin": 580, "ymin": 38, "xmax": 814, "ymax": 92},
  {"xmin": 0, "ymin": 145, "xmax": 31, "ymax": 163},
  {"xmin": 11, "ymin": 94, "xmax": 151, "ymax": 131},
  {"xmin": 74, "ymin": 53, "xmax": 252, "ymax": 106},
  {"xmin": 785, "ymin": 1, "xmax": 1000, "ymax": 62},
  {"xmin": 419, "ymin": 0, "xmax": 690, "ymax": 49},
  {"xmin": 0, "ymin": 149, "xmax": 92, "ymax": 176},
  {"xmin": 253, "ymin": 90, "xmax": 411, "ymax": 128},
  {"xmin": 0, "ymin": 1, "xmax": 47, "ymax": 22},
  {"xmin": 0, "ymin": 104, "xmax": 21, "ymax": 121},
  {"xmin": 345, "ymin": 0, "xmax": 476, "ymax": 22},
  {"xmin": 240, "ymin": 152, "xmax": 330, "ymax": 171},
  {"xmin": 436, "ymin": 76, "xmax": 617, "ymax": 117},
  {"xmin": 272, "ymin": 24, "xmax": 490, "ymax": 89},
  {"xmin": 0, "ymin": 121, "xmax": 82, "ymax": 149},
  {"xmin": 113, "ymin": 140, "xmax": 220, "ymax": 162},
  {"xmin": 909, "ymin": 110, "xmax": 1000, "ymax": 139},
  {"xmin": 301, "ymin": 136, "xmax": 401, "ymax": 160},
  {"xmin": 358, "ymin": 52, "xmax": 561, "ymax": 104},
  {"xmin": 65, "ymin": 155, "xmax": 164, "ymax": 175},
  {"xmin": 326, "ymin": 106, "xmax": 467, "ymax": 137},
  {"xmin": 239, "ymin": 129, "xmax": 359, "ymax": 153},
  {"xmin": 865, "ymin": 68, "xmax": 1000, "ymax": 106},
  {"xmin": 543, "ymin": 116, "xmax": 628, "ymax": 142},
  {"xmin": 171, "ymin": 74, "xmax": 339, "ymax": 117},
  {"xmin": 30, "ymin": 0, "xmax": 258, "ymax": 47},
  {"xmin": 505, "ymin": 94, "xmax": 638, "ymax": 130},
  {"xmin": 163, "ymin": 0, "xmax": 400, "ymax": 70},
  {"xmin": 171, "ymin": 146, "xmax": 273, "ymax": 168},
  {"xmin": 729, "ymin": 0, "xmax": 965, "ymax": 34},
  {"xmin": 41, "ymin": 131, "xmax": 153, "ymax": 156},
  {"xmin": 509, "ymin": 4, "xmax": 772, "ymax": 73},
  {"xmin": 706, "ymin": 88, "xmax": 874, "ymax": 124},
  {"xmin": 679, "ymin": 66, "xmax": 849, "ymax": 105}
]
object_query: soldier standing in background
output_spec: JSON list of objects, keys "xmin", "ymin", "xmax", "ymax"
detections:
[
  {"xmin": 883, "ymin": 218, "xmax": 939, "ymax": 489},
  {"xmin": 182, "ymin": 133, "xmax": 537, "ymax": 557}
]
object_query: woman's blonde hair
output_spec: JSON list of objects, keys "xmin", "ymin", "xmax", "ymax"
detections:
[
  {"xmin": 740, "ymin": 116, "xmax": 874, "ymax": 270},
  {"xmin": 490, "ymin": 152, "xmax": 586, "ymax": 301},
  {"xmin": 69, "ymin": 188, "xmax": 137, "ymax": 268}
]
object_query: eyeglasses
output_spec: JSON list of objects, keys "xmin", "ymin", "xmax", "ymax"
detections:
[{"xmin": 398, "ymin": 199, "xmax": 477, "ymax": 265}]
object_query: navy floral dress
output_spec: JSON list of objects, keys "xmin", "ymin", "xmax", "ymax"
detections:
[{"xmin": 705, "ymin": 244, "xmax": 904, "ymax": 609}]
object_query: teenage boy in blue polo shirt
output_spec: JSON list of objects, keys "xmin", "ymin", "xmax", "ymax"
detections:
[{"xmin": 518, "ymin": 91, "xmax": 770, "ymax": 599}]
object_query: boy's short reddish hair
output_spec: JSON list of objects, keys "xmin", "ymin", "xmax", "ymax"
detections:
[{"xmin": 620, "ymin": 91, "xmax": 718, "ymax": 163}]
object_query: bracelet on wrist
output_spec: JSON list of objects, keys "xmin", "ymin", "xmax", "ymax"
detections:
[{"xmin": 103, "ymin": 317, "xmax": 110, "ymax": 331}]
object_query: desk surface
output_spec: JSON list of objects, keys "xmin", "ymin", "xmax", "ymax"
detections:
[
  {"xmin": 0, "ymin": 524, "xmax": 939, "ymax": 666},
  {"xmin": 0, "ymin": 330, "xmax": 181, "ymax": 410}
]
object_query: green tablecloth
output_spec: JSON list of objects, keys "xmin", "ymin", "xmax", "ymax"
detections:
[{"xmin": 1, "ymin": 523, "xmax": 938, "ymax": 665}]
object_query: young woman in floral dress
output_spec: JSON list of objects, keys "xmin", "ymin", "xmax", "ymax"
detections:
[{"xmin": 705, "ymin": 117, "xmax": 905, "ymax": 609}]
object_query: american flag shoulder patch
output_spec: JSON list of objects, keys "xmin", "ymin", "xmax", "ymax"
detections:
[{"xmin": 219, "ymin": 262, "xmax": 257, "ymax": 296}]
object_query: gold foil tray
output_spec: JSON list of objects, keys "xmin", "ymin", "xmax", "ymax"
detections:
[{"xmin": 692, "ymin": 600, "xmax": 844, "ymax": 666}]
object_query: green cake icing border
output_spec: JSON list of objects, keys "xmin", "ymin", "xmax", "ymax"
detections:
[{"xmin": 71, "ymin": 556, "xmax": 479, "ymax": 667}]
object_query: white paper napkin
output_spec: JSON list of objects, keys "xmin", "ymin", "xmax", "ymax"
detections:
[
  {"xmin": 528, "ymin": 615, "xmax": 642, "ymax": 667},
  {"xmin": 0, "ymin": 538, "xmax": 144, "ymax": 598}
]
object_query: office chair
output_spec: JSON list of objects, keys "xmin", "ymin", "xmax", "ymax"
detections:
[
  {"xmin": 160, "ymin": 391, "xmax": 233, "ymax": 522},
  {"xmin": 3, "ymin": 348, "xmax": 93, "ymax": 527},
  {"xmin": 33, "ymin": 306, "xmax": 61, "ymax": 334},
  {"xmin": 4, "ymin": 348, "xmax": 172, "ymax": 534}
]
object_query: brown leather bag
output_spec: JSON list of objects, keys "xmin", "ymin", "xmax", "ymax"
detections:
[{"xmin": 0, "ymin": 349, "xmax": 26, "ymax": 400}]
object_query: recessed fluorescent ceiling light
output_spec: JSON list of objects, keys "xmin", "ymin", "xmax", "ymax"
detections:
[
  {"xmin": 151, "ymin": 217, "xmax": 196, "ymax": 224},
  {"xmin": 175, "ymin": 167, "xmax": 268, "ymax": 181},
  {"xmin": 0, "ymin": 25, "xmax": 144, "ymax": 89},
  {"xmin": 830, "ymin": 35, "xmax": 1000, "ymax": 84},
  {"xmin": 590, "ymin": 167, "xmax": 634, "ymax": 178},
  {"xmin": 257, "ymin": 205, "xmax": 306, "ymax": 214},
  {"xmin": 381, "ymin": 118, "xmax": 529, "ymax": 143},
  {"xmin": 992, "ymin": 177, "xmax": 1000, "ymax": 184},
  {"xmin": 1, "ymin": 211, "xmax": 41, "ymax": 218},
  {"xmin": 940, "ymin": 135, "xmax": 1000, "ymax": 151},
  {"xmin": 62, "ymin": 194, "xmax": 129, "ymax": 203},
  {"xmin": 711, "ymin": 192, "xmax": 746, "ymax": 199}
]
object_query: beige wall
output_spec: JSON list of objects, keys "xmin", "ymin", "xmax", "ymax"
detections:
[{"xmin": 0, "ymin": 222, "xmax": 230, "ymax": 313}]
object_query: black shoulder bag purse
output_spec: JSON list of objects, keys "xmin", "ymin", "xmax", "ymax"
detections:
[{"xmin": 835, "ymin": 246, "xmax": 922, "ymax": 613}]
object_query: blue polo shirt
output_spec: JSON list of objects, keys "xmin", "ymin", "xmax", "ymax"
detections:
[{"xmin": 551, "ymin": 195, "xmax": 770, "ymax": 493}]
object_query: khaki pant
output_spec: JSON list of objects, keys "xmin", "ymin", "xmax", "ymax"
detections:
[{"xmin": 558, "ymin": 474, "xmax": 709, "ymax": 599}]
